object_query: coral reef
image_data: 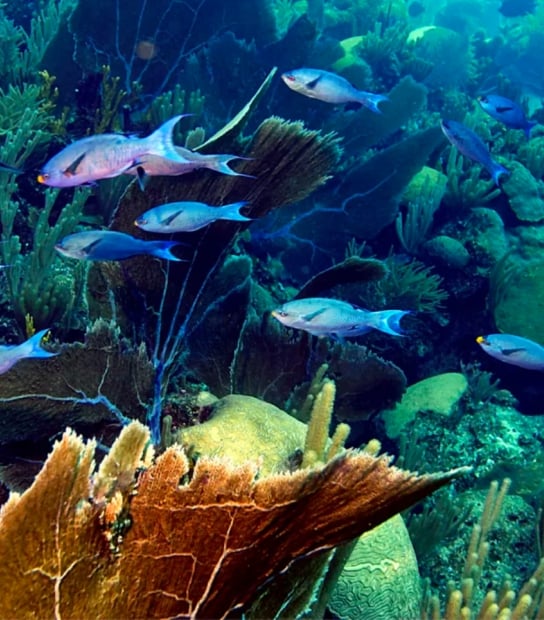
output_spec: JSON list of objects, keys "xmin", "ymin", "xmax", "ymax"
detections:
[{"xmin": 0, "ymin": 421, "xmax": 466, "ymax": 619}]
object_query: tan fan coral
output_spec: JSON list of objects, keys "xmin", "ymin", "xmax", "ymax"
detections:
[{"xmin": 0, "ymin": 422, "xmax": 467, "ymax": 619}]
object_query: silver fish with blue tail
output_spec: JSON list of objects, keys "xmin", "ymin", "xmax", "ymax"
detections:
[
  {"xmin": 37, "ymin": 115, "xmax": 191, "ymax": 188},
  {"xmin": 0, "ymin": 329, "xmax": 57, "ymax": 375},
  {"xmin": 55, "ymin": 230, "xmax": 184, "ymax": 261},
  {"xmin": 477, "ymin": 333, "xmax": 544, "ymax": 370},
  {"xmin": 441, "ymin": 119, "xmax": 510, "ymax": 186},
  {"xmin": 478, "ymin": 94, "xmax": 537, "ymax": 140},
  {"xmin": 271, "ymin": 297, "xmax": 409, "ymax": 338},
  {"xmin": 281, "ymin": 68, "xmax": 389, "ymax": 114},
  {"xmin": 135, "ymin": 201, "xmax": 251, "ymax": 233}
]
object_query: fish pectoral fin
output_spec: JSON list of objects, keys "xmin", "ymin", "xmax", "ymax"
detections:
[
  {"xmin": 500, "ymin": 347, "xmax": 526, "ymax": 356},
  {"xmin": 305, "ymin": 75, "xmax": 322, "ymax": 90},
  {"xmin": 496, "ymin": 105, "xmax": 514, "ymax": 113},
  {"xmin": 83, "ymin": 237, "xmax": 103, "ymax": 254},
  {"xmin": 164, "ymin": 211, "xmax": 183, "ymax": 226},
  {"xmin": 136, "ymin": 166, "xmax": 149, "ymax": 191},
  {"xmin": 301, "ymin": 307, "xmax": 327, "ymax": 322},
  {"xmin": 63, "ymin": 152, "xmax": 86, "ymax": 177}
]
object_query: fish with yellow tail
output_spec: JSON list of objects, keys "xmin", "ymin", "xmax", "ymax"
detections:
[
  {"xmin": 37, "ymin": 115, "xmax": 191, "ymax": 188},
  {"xmin": 0, "ymin": 329, "xmax": 57, "ymax": 375},
  {"xmin": 477, "ymin": 333, "xmax": 544, "ymax": 370},
  {"xmin": 271, "ymin": 298, "xmax": 409, "ymax": 339}
]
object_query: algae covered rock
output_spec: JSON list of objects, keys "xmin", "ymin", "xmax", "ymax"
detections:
[
  {"xmin": 380, "ymin": 372, "xmax": 468, "ymax": 439},
  {"xmin": 502, "ymin": 161, "xmax": 544, "ymax": 223},
  {"xmin": 424, "ymin": 235, "xmax": 470, "ymax": 268},
  {"xmin": 492, "ymin": 259, "xmax": 544, "ymax": 345},
  {"xmin": 328, "ymin": 514, "xmax": 421, "ymax": 620},
  {"xmin": 177, "ymin": 394, "xmax": 306, "ymax": 474}
]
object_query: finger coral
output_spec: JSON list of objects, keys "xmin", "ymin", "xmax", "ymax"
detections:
[{"xmin": 0, "ymin": 421, "xmax": 467, "ymax": 619}]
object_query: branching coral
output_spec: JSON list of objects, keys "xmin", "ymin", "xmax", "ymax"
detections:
[{"xmin": 0, "ymin": 420, "xmax": 467, "ymax": 619}]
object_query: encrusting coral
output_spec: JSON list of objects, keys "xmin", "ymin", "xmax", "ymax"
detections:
[{"xmin": 0, "ymin": 419, "xmax": 467, "ymax": 619}]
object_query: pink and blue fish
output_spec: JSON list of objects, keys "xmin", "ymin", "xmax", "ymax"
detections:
[{"xmin": 37, "ymin": 115, "xmax": 190, "ymax": 188}]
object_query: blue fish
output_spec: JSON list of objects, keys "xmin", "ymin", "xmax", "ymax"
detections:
[
  {"xmin": 0, "ymin": 329, "xmax": 57, "ymax": 375},
  {"xmin": 135, "ymin": 200, "xmax": 251, "ymax": 233},
  {"xmin": 478, "ymin": 94, "xmax": 537, "ymax": 140},
  {"xmin": 476, "ymin": 333, "xmax": 544, "ymax": 370},
  {"xmin": 271, "ymin": 297, "xmax": 409, "ymax": 338},
  {"xmin": 441, "ymin": 119, "xmax": 510, "ymax": 186},
  {"xmin": 55, "ymin": 230, "xmax": 184, "ymax": 261},
  {"xmin": 281, "ymin": 68, "xmax": 389, "ymax": 114}
]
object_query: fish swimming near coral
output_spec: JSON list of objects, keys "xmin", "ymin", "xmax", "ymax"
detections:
[
  {"xmin": 55, "ymin": 230, "xmax": 184, "ymax": 261},
  {"xmin": 476, "ymin": 333, "xmax": 544, "ymax": 370},
  {"xmin": 271, "ymin": 297, "xmax": 409, "ymax": 338},
  {"xmin": 499, "ymin": 0, "xmax": 536, "ymax": 18},
  {"xmin": 37, "ymin": 115, "xmax": 191, "ymax": 188},
  {"xmin": 126, "ymin": 146, "xmax": 254, "ymax": 180},
  {"xmin": 135, "ymin": 200, "xmax": 251, "ymax": 233},
  {"xmin": 478, "ymin": 94, "xmax": 537, "ymax": 139},
  {"xmin": 440, "ymin": 119, "xmax": 510, "ymax": 186},
  {"xmin": 281, "ymin": 68, "xmax": 389, "ymax": 114},
  {"xmin": 0, "ymin": 329, "xmax": 57, "ymax": 375}
]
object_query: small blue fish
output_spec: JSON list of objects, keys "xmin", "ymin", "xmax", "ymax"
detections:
[
  {"xmin": 478, "ymin": 94, "xmax": 537, "ymax": 140},
  {"xmin": 0, "ymin": 329, "xmax": 57, "ymax": 375},
  {"xmin": 441, "ymin": 119, "xmax": 510, "ymax": 186},
  {"xmin": 271, "ymin": 297, "xmax": 409, "ymax": 338},
  {"xmin": 281, "ymin": 68, "xmax": 389, "ymax": 114},
  {"xmin": 476, "ymin": 333, "xmax": 544, "ymax": 370},
  {"xmin": 135, "ymin": 201, "xmax": 251, "ymax": 233},
  {"xmin": 55, "ymin": 230, "xmax": 184, "ymax": 261}
]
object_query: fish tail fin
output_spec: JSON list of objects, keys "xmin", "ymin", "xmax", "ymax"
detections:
[
  {"xmin": 206, "ymin": 154, "xmax": 256, "ymax": 178},
  {"xmin": 369, "ymin": 310, "xmax": 410, "ymax": 336},
  {"xmin": 218, "ymin": 201, "xmax": 252, "ymax": 222},
  {"xmin": 145, "ymin": 115, "xmax": 192, "ymax": 163},
  {"xmin": 491, "ymin": 161, "xmax": 510, "ymax": 186},
  {"xmin": 525, "ymin": 120, "xmax": 538, "ymax": 140},
  {"xmin": 147, "ymin": 240, "xmax": 185, "ymax": 262},
  {"xmin": 359, "ymin": 93, "xmax": 389, "ymax": 114},
  {"xmin": 23, "ymin": 329, "xmax": 57, "ymax": 359}
]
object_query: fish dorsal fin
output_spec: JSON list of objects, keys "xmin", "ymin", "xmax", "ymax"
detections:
[
  {"xmin": 164, "ymin": 209, "xmax": 183, "ymax": 226},
  {"xmin": 496, "ymin": 105, "xmax": 514, "ymax": 113},
  {"xmin": 302, "ymin": 307, "xmax": 327, "ymax": 322},
  {"xmin": 349, "ymin": 302, "xmax": 368, "ymax": 311},
  {"xmin": 500, "ymin": 346, "xmax": 526, "ymax": 356},
  {"xmin": 305, "ymin": 75, "xmax": 322, "ymax": 90},
  {"xmin": 63, "ymin": 152, "xmax": 86, "ymax": 177}
]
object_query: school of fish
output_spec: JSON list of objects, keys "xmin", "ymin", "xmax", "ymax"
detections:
[{"xmin": 2, "ymin": 64, "xmax": 540, "ymax": 374}]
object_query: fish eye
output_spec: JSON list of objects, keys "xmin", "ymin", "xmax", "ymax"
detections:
[
  {"xmin": 37, "ymin": 173, "xmax": 49, "ymax": 183},
  {"xmin": 284, "ymin": 74, "xmax": 296, "ymax": 82}
]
